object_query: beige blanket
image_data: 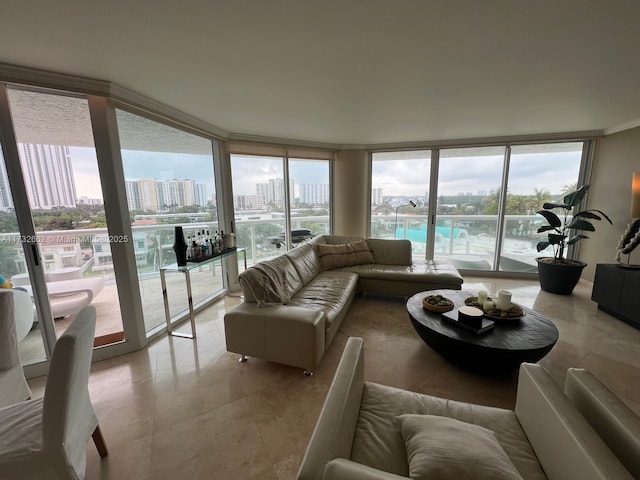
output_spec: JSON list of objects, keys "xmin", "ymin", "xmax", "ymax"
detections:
[{"xmin": 239, "ymin": 262, "xmax": 289, "ymax": 307}]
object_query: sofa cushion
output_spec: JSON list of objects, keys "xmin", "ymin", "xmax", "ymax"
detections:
[
  {"xmin": 350, "ymin": 382, "xmax": 545, "ymax": 479},
  {"xmin": 315, "ymin": 240, "xmax": 375, "ymax": 270},
  {"xmin": 342, "ymin": 262, "xmax": 463, "ymax": 286},
  {"xmin": 396, "ymin": 414, "xmax": 523, "ymax": 480},
  {"xmin": 288, "ymin": 271, "xmax": 358, "ymax": 329}
]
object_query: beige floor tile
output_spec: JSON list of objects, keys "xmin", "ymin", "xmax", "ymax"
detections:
[{"xmin": 25, "ymin": 275, "xmax": 640, "ymax": 479}]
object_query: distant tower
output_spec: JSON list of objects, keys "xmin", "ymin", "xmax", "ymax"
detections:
[
  {"xmin": 20, "ymin": 144, "xmax": 77, "ymax": 209},
  {"xmin": 0, "ymin": 156, "xmax": 14, "ymax": 211}
]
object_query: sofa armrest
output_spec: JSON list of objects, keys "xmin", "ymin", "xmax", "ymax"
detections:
[
  {"xmin": 515, "ymin": 363, "xmax": 633, "ymax": 480},
  {"xmin": 297, "ymin": 337, "xmax": 366, "ymax": 480},
  {"xmin": 322, "ymin": 458, "xmax": 407, "ymax": 480},
  {"xmin": 565, "ymin": 368, "xmax": 640, "ymax": 478},
  {"xmin": 224, "ymin": 304, "xmax": 325, "ymax": 371}
]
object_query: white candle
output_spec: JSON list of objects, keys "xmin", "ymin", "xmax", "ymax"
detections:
[
  {"xmin": 477, "ymin": 290, "xmax": 488, "ymax": 304},
  {"xmin": 483, "ymin": 300, "xmax": 494, "ymax": 311},
  {"xmin": 496, "ymin": 290, "xmax": 512, "ymax": 311}
]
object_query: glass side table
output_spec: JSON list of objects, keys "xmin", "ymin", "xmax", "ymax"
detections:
[{"xmin": 160, "ymin": 247, "xmax": 247, "ymax": 339}]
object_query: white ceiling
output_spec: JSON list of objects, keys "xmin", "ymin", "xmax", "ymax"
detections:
[{"xmin": 1, "ymin": 0, "xmax": 640, "ymax": 146}]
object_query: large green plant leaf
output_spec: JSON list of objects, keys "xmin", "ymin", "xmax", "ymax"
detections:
[
  {"xmin": 542, "ymin": 202, "xmax": 570, "ymax": 210},
  {"xmin": 548, "ymin": 233, "xmax": 565, "ymax": 245},
  {"xmin": 537, "ymin": 210, "xmax": 561, "ymax": 227},
  {"xmin": 563, "ymin": 185, "xmax": 589, "ymax": 207},
  {"xmin": 575, "ymin": 211, "xmax": 601, "ymax": 220},
  {"xmin": 566, "ymin": 219, "xmax": 595, "ymax": 231},
  {"xmin": 536, "ymin": 240, "xmax": 550, "ymax": 252},
  {"xmin": 567, "ymin": 234, "xmax": 589, "ymax": 245},
  {"xmin": 537, "ymin": 225, "xmax": 557, "ymax": 233}
]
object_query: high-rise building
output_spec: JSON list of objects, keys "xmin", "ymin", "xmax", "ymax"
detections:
[
  {"xmin": 299, "ymin": 183, "xmax": 329, "ymax": 205},
  {"xmin": 125, "ymin": 178, "xmax": 207, "ymax": 212},
  {"xmin": 234, "ymin": 194, "xmax": 265, "ymax": 210},
  {"xmin": 256, "ymin": 178, "xmax": 293, "ymax": 208},
  {"xmin": 372, "ymin": 188, "xmax": 383, "ymax": 206},
  {"xmin": 19, "ymin": 144, "xmax": 77, "ymax": 209},
  {"xmin": 0, "ymin": 157, "xmax": 13, "ymax": 212}
]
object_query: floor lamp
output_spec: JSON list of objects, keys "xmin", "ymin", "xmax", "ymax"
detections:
[{"xmin": 394, "ymin": 200, "xmax": 416, "ymax": 239}]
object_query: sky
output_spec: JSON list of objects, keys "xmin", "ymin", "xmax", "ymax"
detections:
[
  {"xmin": 372, "ymin": 150, "xmax": 582, "ymax": 198},
  {"xmin": 69, "ymin": 147, "xmax": 218, "ymax": 200}
]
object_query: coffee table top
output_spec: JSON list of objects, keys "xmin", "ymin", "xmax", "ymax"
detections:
[{"xmin": 407, "ymin": 289, "xmax": 559, "ymax": 352}]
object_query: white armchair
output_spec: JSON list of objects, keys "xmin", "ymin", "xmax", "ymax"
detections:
[
  {"xmin": 0, "ymin": 289, "xmax": 32, "ymax": 408},
  {"xmin": 0, "ymin": 306, "xmax": 108, "ymax": 480}
]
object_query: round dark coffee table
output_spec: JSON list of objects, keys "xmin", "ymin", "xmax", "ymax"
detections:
[{"xmin": 407, "ymin": 290, "xmax": 559, "ymax": 373}]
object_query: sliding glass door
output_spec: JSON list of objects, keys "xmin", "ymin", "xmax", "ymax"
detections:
[
  {"xmin": 0, "ymin": 86, "xmax": 126, "ymax": 368},
  {"xmin": 434, "ymin": 147, "xmax": 505, "ymax": 270}
]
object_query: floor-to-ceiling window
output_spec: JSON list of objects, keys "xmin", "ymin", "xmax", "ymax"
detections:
[
  {"xmin": 116, "ymin": 108, "xmax": 221, "ymax": 335},
  {"xmin": 501, "ymin": 142, "xmax": 583, "ymax": 271},
  {"xmin": 289, "ymin": 158, "xmax": 331, "ymax": 236},
  {"xmin": 230, "ymin": 150, "xmax": 332, "ymax": 264},
  {"xmin": 370, "ymin": 151, "xmax": 431, "ymax": 261},
  {"xmin": 370, "ymin": 141, "xmax": 587, "ymax": 272}
]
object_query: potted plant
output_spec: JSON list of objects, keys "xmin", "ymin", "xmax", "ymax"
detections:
[{"xmin": 535, "ymin": 185, "xmax": 612, "ymax": 294}]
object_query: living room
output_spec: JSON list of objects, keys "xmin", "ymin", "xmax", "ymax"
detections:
[{"xmin": 1, "ymin": 1, "xmax": 640, "ymax": 479}]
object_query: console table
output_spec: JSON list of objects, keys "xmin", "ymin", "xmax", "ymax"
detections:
[
  {"xmin": 591, "ymin": 263, "xmax": 640, "ymax": 330},
  {"xmin": 160, "ymin": 247, "xmax": 247, "ymax": 339}
]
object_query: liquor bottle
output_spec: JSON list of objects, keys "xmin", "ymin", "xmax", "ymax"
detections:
[
  {"xmin": 186, "ymin": 235, "xmax": 193, "ymax": 260},
  {"xmin": 219, "ymin": 230, "xmax": 225, "ymax": 252},
  {"xmin": 173, "ymin": 226, "xmax": 188, "ymax": 266}
]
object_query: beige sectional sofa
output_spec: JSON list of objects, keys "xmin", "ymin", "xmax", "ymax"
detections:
[
  {"xmin": 297, "ymin": 337, "xmax": 640, "ymax": 480},
  {"xmin": 224, "ymin": 235, "xmax": 463, "ymax": 374}
]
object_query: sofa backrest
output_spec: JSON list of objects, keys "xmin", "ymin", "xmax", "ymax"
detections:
[
  {"xmin": 564, "ymin": 368, "xmax": 640, "ymax": 479},
  {"xmin": 366, "ymin": 238, "xmax": 411, "ymax": 266},
  {"xmin": 311, "ymin": 236, "xmax": 412, "ymax": 266},
  {"xmin": 312, "ymin": 235, "xmax": 365, "ymax": 245},
  {"xmin": 285, "ymin": 244, "xmax": 321, "ymax": 284},
  {"xmin": 515, "ymin": 363, "xmax": 633, "ymax": 480},
  {"xmin": 239, "ymin": 254, "xmax": 304, "ymax": 304}
]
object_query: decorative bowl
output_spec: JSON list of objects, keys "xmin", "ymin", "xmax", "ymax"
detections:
[{"xmin": 423, "ymin": 294, "xmax": 454, "ymax": 313}]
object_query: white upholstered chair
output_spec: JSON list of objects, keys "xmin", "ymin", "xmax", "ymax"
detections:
[
  {"xmin": 0, "ymin": 306, "xmax": 108, "ymax": 480},
  {"xmin": 0, "ymin": 289, "xmax": 32, "ymax": 407}
]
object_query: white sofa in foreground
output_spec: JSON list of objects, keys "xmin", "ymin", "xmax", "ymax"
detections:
[
  {"xmin": 297, "ymin": 337, "xmax": 639, "ymax": 480},
  {"xmin": 224, "ymin": 235, "xmax": 463, "ymax": 374}
]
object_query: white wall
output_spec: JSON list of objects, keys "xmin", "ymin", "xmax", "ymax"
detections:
[
  {"xmin": 581, "ymin": 126, "xmax": 640, "ymax": 281},
  {"xmin": 334, "ymin": 149, "xmax": 369, "ymax": 236}
]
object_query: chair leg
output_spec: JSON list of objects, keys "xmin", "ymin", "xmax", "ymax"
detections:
[{"xmin": 92, "ymin": 425, "xmax": 108, "ymax": 458}]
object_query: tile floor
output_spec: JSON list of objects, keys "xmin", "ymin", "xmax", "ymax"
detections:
[{"xmin": 27, "ymin": 276, "xmax": 640, "ymax": 479}]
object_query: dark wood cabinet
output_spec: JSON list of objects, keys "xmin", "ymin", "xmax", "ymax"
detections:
[{"xmin": 592, "ymin": 263, "xmax": 640, "ymax": 330}]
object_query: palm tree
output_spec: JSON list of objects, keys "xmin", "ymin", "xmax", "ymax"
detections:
[{"xmin": 533, "ymin": 188, "xmax": 552, "ymax": 210}]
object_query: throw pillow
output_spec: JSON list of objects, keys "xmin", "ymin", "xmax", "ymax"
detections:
[
  {"xmin": 396, "ymin": 414, "xmax": 524, "ymax": 480},
  {"xmin": 315, "ymin": 240, "xmax": 375, "ymax": 270}
]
